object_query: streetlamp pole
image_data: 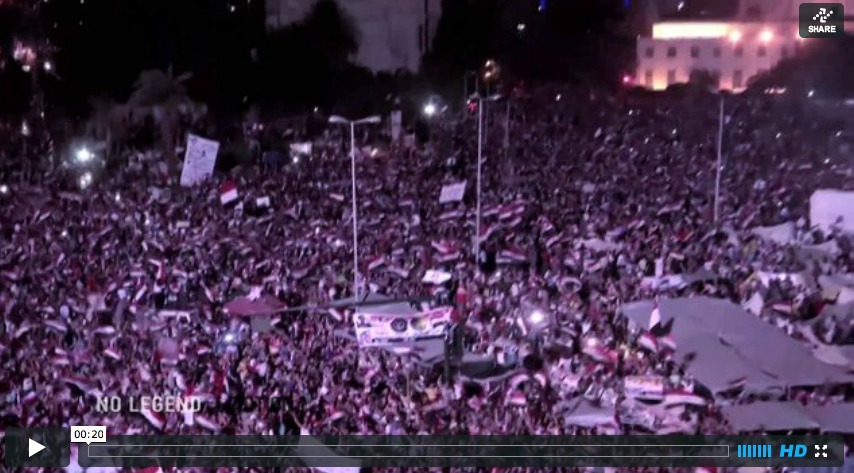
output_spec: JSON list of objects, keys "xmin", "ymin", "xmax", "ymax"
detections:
[
  {"xmin": 476, "ymin": 98, "xmax": 484, "ymax": 265},
  {"xmin": 714, "ymin": 96, "xmax": 725, "ymax": 223},
  {"xmin": 329, "ymin": 115, "xmax": 381, "ymax": 301},
  {"xmin": 350, "ymin": 121, "xmax": 359, "ymax": 300}
]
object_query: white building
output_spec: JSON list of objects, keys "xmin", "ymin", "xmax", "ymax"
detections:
[
  {"xmin": 266, "ymin": 0, "xmax": 442, "ymax": 73},
  {"xmin": 636, "ymin": 0, "xmax": 854, "ymax": 91}
]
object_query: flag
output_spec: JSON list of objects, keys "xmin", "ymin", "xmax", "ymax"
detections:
[
  {"xmin": 103, "ymin": 348, "xmax": 122, "ymax": 361},
  {"xmin": 649, "ymin": 300, "xmax": 661, "ymax": 331},
  {"xmin": 658, "ymin": 335, "xmax": 677, "ymax": 351},
  {"xmin": 196, "ymin": 415, "xmax": 221, "ymax": 432},
  {"xmin": 330, "ymin": 193, "xmax": 345, "ymax": 202},
  {"xmin": 220, "ymin": 180, "xmax": 239, "ymax": 205},
  {"xmin": 662, "ymin": 389, "xmax": 707, "ymax": 407},
  {"xmin": 478, "ymin": 223, "xmax": 500, "ymax": 242},
  {"xmin": 583, "ymin": 343, "xmax": 618, "ymax": 365},
  {"xmin": 367, "ymin": 256, "xmax": 386, "ymax": 271},
  {"xmin": 431, "ymin": 240, "xmax": 456, "ymax": 255},
  {"xmin": 546, "ymin": 233, "xmax": 563, "ymax": 248},
  {"xmin": 388, "ymin": 265, "xmax": 411, "ymax": 279},
  {"xmin": 139, "ymin": 408, "xmax": 166, "ymax": 430},
  {"xmin": 62, "ymin": 376, "xmax": 98, "ymax": 395},
  {"xmin": 497, "ymin": 248, "xmax": 528, "ymax": 265},
  {"xmin": 638, "ymin": 332, "xmax": 659, "ymax": 352},
  {"xmin": 439, "ymin": 209, "xmax": 464, "ymax": 221},
  {"xmin": 498, "ymin": 202, "xmax": 525, "ymax": 220},
  {"xmin": 422, "ymin": 270, "xmax": 452, "ymax": 285},
  {"xmin": 436, "ymin": 251, "xmax": 461, "ymax": 264},
  {"xmin": 45, "ymin": 319, "xmax": 68, "ymax": 332},
  {"xmin": 328, "ymin": 308, "xmax": 346, "ymax": 322},
  {"xmin": 506, "ymin": 391, "xmax": 527, "ymax": 406}
]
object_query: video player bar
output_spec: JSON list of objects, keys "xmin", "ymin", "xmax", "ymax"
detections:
[
  {"xmin": 77, "ymin": 435, "xmax": 842, "ymax": 468},
  {"xmin": 5, "ymin": 430, "xmax": 844, "ymax": 468}
]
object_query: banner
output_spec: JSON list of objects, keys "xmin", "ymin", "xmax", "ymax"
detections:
[
  {"xmin": 624, "ymin": 375, "xmax": 665, "ymax": 401},
  {"xmin": 439, "ymin": 182, "xmax": 467, "ymax": 204},
  {"xmin": 354, "ymin": 307, "xmax": 452, "ymax": 347},
  {"xmin": 180, "ymin": 134, "xmax": 220, "ymax": 187},
  {"xmin": 390, "ymin": 110, "xmax": 402, "ymax": 142}
]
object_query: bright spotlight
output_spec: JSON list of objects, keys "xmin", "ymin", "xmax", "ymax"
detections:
[
  {"xmin": 44, "ymin": 61, "xmax": 53, "ymax": 71},
  {"xmin": 76, "ymin": 147, "xmax": 94, "ymax": 163},
  {"xmin": 79, "ymin": 172, "xmax": 93, "ymax": 189},
  {"xmin": 728, "ymin": 30, "xmax": 742, "ymax": 43},
  {"xmin": 0, "ymin": 184, "xmax": 8, "ymax": 194},
  {"xmin": 223, "ymin": 333, "xmax": 236, "ymax": 343},
  {"xmin": 423, "ymin": 102, "xmax": 437, "ymax": 117},
  {"xmin": 759, "ymin": 29, "xmax": 774, "ymax": 43},
  {"xmin": 529, "ymin": 310, "xmax": 546, "ymax": 325}
]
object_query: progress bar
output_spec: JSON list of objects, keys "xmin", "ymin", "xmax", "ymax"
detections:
[
  {"xmin": 76, "ymin": 435, "xmax": 844, "ymax": 468},
  {"xmin": 87, "ymin": 443, "xmax": 730, "ymax": 458}
]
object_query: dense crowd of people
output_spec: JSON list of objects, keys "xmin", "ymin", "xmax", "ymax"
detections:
[{"xmin": 1, "ymin": 86, "xmax": 853, "ymax": 471}]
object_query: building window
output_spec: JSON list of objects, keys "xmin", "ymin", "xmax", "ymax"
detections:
[
  {"xmin": 758, "ymin": 45, "xmax": 767, "ymax": 57},
  {"xmin": 645, "ymin": 46, "xmax": 654, "ymax": 58},
  {"xmin": 733, "ymin": 70, "xmax": 743, "ymax": 88},
  {"xmin": 713, "ymin": 47, "xmax": 722, "ymax": 58},
  {"xmin": 690, "ymin": 45, "xmax": 700, "ymax": 58},
  {"xmin": 645, "ymin": 69, "xmax": 653, "ymax": 86},
  {"xmin": 667, "ymin": 46, "xmax": 677, "ymax": 58},
  {"xmin": 735, "ymin": 46, "xmax": 744, "ymax": 57},
  {"xmin": 667, "ymin": 69, "xmax": 677, "ymax": 85},
  {"xmin": 781, "ymin": 45, "xmax": 789, "ymax": 58}
]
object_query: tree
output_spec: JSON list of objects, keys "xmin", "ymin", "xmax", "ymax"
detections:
[
  {"xmin": 749, "ymin": 35, "xmax": 854, "ymax": 98},
  {"xmin": 127, "ymin": 68, "xmax": 205, "ymax": 163}
]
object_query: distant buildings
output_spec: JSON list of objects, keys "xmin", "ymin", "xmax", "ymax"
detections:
[
  {"xmin": 635, "ymin": 0, "xmax": 854, "ymax": 91},
  {"xmin": 266, "ymin": 0, "xmax": 441, "ymax": 73}
]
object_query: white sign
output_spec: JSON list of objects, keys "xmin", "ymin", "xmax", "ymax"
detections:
[
  {"xmin": 354, "ymin": 307, "xmax": 452, "ymax": 347},
  {"xmin": 422, "ymin": 269, "xmax": 452, "ymax": 285},
  {"xmin": 390, "ymin": 110, "xmax": 402, "ymax": 142},
  {"xmin": 290, "ymin": 142, "xmax": 312, "ymax": 156},
  {"xmin": 439, "ymin": 182, "xmax": 467, "ymax": 204},
  {"xmin": 180, "ymin": 134, "xmax": 220, "ymax": 187}
]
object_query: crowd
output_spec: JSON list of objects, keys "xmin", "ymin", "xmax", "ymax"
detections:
[{"xmin": 1, "ymin": 86, "xmax": 853, "ymax": 471}]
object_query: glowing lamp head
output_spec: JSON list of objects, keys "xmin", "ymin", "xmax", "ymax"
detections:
[
  {"xmin": 223, "ymin": 333, "xmax": 236, "ymax": 343},
  {"xmin": 0, "ymin": 184, "xmax": 8, "ymax": 194},
  {"xmin": 622, "ymin": 74, "xmax": 633, "ymax": 85},
  {"xmin": 760, "ymin": 29, "xmax": 774, "ymax": 43},
  {"xmin": 423, "ymin": 102, "xmax": 437, "ymax": 117},
  {"xmin": 529, "ymin": 310, "xmax": 546, "ymax": 325},
  {"xmin": 79, "ymin": 172, "xmax": 93, "ymax": 189},
  {"xmin": 728, "ymin": 30, "xmax": 742, "ymax": 43},
  {"xmin": 76, "ymin": 148, "xmax": 93, "ymax": 163}
]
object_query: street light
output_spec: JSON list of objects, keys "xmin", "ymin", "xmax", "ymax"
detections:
[
  {"xmin": 328, "ymin": 114, "xmax": 382, "ymax": 301},
  {"xmin": 76, "ymin": 147, "xmax": 94, "ymax": 163},
  {"xmin": 471, "ymin": 94, "xmax": 502, "ymax": 267},
  {"xmin": 423, "ymin": 102, "xmax": 437, "ymax": 117}
]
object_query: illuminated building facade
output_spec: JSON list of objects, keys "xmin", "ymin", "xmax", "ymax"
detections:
[
  {"xmin": 266, "ymin": 0, "xmax": 441, "ymax": 73},
  {"xmin": 635, "ymin": 0, "xmax": 854, "ymax": 91}
]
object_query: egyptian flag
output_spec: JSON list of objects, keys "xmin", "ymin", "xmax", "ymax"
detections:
[
  {"xmin": 196, "ymin": 415, "xmax": 221, "ymax": 432},
  {"xmin": 62, "ymin": 376, "xmax": 99, "ymax": 395},
  {"xmin": 506, "ymin": 391, "xmax": 527, "ymax": 407},
  {"xmin": 649, "ymin": 300, "xmax": 674, "ymax": 337},
  {"xmin": 637, "ymin": 332, "xmax": 659, "ymax": 352},
  {"xmin": 497, "ymin": 247, "xmax": 527, "ymax": 265},
  {"xmin": 367, "ymin": 255, "xmax": 386, "ymax": 271},
  {"xmin": 220, "ymin": 180, "xmax": 239, "ymax": 205},
  {"xmin": 662, "ymin": 388, "xmax": 707, "ymax": 407},
  {"xmin": 140, "ymin": 408, "xmax": 166, "ymax": 430}
]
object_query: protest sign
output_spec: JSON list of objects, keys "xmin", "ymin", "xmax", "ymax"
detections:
[
  {"xmin": 439, "ymin": 182, "xmax": 467, "ymax": 204},
  {"xmin": 180, "ymin": 134, "xmax": 220, "ymax": 187},
  {"xmin": 354, "ymin": 307, "xmax": 452, "ymax": 347}
]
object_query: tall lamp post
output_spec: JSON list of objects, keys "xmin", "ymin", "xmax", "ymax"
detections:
[
  {"xmin": 329, "ymin": 115, "xmax": 382, "ymax": 301},
  {"xmin": 472, "ymin": 94, "xmax": 502, "ymax": 267}
]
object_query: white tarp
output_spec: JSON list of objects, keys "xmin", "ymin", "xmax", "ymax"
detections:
[
  {"xmin": 723, "ymin": 402, "xmax": 820, "ymax": 432},
  {"xmin": 439, "ymin": 182, "xmax": 467, "ymax": 204},
  {"xmin": 354, "ymin": 307, "xmax": 452, "ymax": 347},
  {"xmin": 810, "ymin": 189, "xmax": 854, "ymax": 234},
  {"xmin": 751, "ymin": 222, "xmax": 796, "ymax": 245},
  {"xmin": 180, "ymin": 134, "xmax": 220, "ymax": 186}
]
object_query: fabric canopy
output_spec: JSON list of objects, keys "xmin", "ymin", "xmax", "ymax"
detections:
[
  {"xmin": 619, "ymin": 297, "xmax": 854, "ymax": 394},
  {"xmin": 722, "ymin": 402, "xmax": 820, "ymax": 432}
]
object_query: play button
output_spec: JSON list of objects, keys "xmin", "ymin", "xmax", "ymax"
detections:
[
  {"xmin": 29, "ymin": 438, "xmax": 47, "ymax": 457},
  {"xmin": 4, "ymin": 427, "xmax": 69, "ymax": 467}
]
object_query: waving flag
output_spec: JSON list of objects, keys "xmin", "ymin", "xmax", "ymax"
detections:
[
  {"xmin": 220, "ymin": 180, "xmax": 239, "ymax": 205},
  {"xmin": 497, "ymin": 248, "xmax": 528, "ymax": 265}
]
